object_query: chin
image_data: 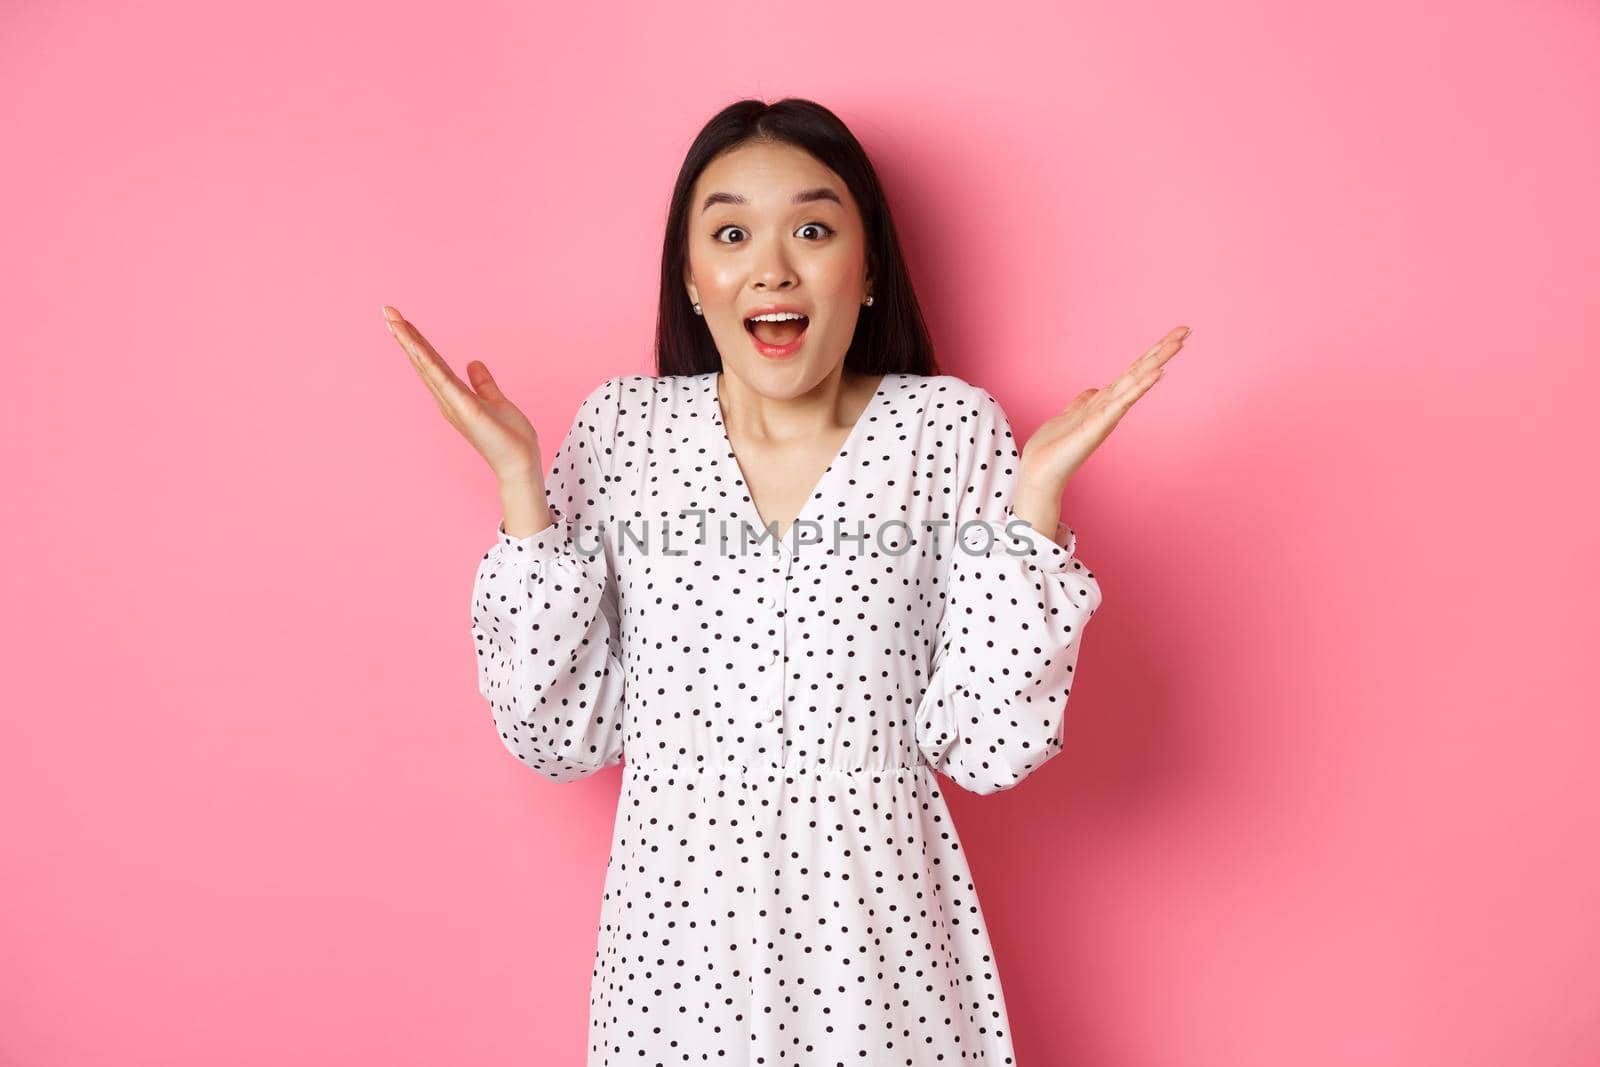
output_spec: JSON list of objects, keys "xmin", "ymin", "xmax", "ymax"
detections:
[{"xmin": 737, "ymin": 357, "xmax": 843, "ymax": 390}]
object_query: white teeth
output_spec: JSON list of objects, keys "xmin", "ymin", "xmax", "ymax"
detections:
[{"xmin": 747, "ymin": 311, "xmax": 806, "ymax": 322}]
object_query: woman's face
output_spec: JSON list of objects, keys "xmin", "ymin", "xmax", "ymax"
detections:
[{"xmin": 683, "ymin": 140, "xmax": 873, "ymax": 392}]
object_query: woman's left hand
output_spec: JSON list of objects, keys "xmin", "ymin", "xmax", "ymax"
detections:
[{"xmin": 1018, "ymin": 325, "xmax": 1192, "ymax": 493}]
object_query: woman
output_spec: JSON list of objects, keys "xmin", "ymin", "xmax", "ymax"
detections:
[{"xmin": 386, "ymin": 97, "xmax": 1187, "ymax": 1065}]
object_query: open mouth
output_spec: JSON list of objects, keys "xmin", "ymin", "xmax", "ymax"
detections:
[{"xmin": 744, "ymin": 313, "xmax": 810, "ymax": 350}]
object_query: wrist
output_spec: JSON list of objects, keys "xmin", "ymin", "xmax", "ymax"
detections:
[
  {"xmin": 1013, "ymin": 473, "xmax": 1065, "ymax": 509},
  {"xmin": 496, "ymin": 470, "xmax": 543, "ymax": 495},
  {"xmin": 1017, "ymin": 455, "xmax": 1065, "ymax": 495},
  {"xmin": 1010, "ymin": 479, "xmax": 1066, "ymax": 543},
  {"xmin": 497, "ymin": 474, "xmax": 554, "ymax": 539}
]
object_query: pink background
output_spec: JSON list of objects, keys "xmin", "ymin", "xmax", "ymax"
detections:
[{"xmin": 4, "ymin": 1, "xmax": 1597, "ymax": 1063}]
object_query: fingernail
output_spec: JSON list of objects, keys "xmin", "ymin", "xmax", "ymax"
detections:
[{"xmin": 1181, "ymin": 326, "xmax": 1193, "ymax": 339}]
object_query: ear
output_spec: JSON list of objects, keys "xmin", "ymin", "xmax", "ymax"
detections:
[{"xmin": 682, "ymin": 263, "xmax": 698, "ymax": 306}]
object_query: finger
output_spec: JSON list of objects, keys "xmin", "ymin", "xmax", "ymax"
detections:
[
  {"xmin": 390, "ymin": 319, "xmax": 470, "ymax": 403},
  {"xmin": 394, "ymin": 325, "xmax": 450, "ymax": 404},
  {"xmin": 391, "ymin": 324, "xmax": 470, "ymax": 424},
  {"xmin": 386, "ymin": 307, "xmax": 452, "ymax": 406},
  {"xmin": 409, "ymin": 355, "xmax": 461, "ymax": 425},
  {"xmin": 1103, "ymin": 368, "xmax": 1164, "ymax": 416},
  {"xmin": 1115, "ymin": 326, "xmax": 1191, "ymax": 386},
  {"xmin": 1058, "ymin": 387, "xmax": 1099, "ymax": 414},
  {"xmin": 1086, "ymin": 363, "xmax": 1161, "ymax": 422},
  {"xmin": 412, "ymin": 353, "xmax": 455, "ymax": 414},
  {"xmin": 466, "ymin": 360, "xmax": 510, "ymax": 404},
  {"xmin": 1127, "ymin": 332, "xmax": 1184, "ymax": 376},
  {"xmin": 1108, "ymin": 340, "xmax": 1179, "ymax": 401},
  {"xmin": 391, "ymin": 318, "xmax": 476, "ymax": 407},
  {"xmin": 1105, "ymin": 352, "xmax": 1157, "ymax": 400}
]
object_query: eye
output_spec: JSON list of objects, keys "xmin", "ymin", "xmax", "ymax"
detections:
[{"xmin": 710, "ymin": 222, "xmax": 836, "ymax": 244}]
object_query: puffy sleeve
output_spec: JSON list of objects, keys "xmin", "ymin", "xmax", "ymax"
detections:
[
  {"xmin": 470, "ymin": 378, "xmax": 626, "ymax": 783},
  {"xmin": 913, "ymin": 386, "xmax": 1104, "ymax": 795}
]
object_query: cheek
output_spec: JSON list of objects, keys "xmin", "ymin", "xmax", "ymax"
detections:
[
  {"xmin": 696, "ymin": 262, "xmax": 744, "ymax": 299},
  {"xmin": 810, "ymin": 263, "xmax": 866, "ymax": 315},
  {"xmin": 812, "ymin": 242, "xmax": 867, "ymax": 290},
  {"xmin": 687, "ymin": 247, "xmax": 734, "ymax": 292}
]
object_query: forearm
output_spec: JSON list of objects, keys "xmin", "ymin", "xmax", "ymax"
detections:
[
  {"xmin": 499, "ymin": 473, "xmax": 556, "ymax": 540},
  {"xmin": 1010, "ymin": 471, "xmax": 1069, "ymax": 548}
]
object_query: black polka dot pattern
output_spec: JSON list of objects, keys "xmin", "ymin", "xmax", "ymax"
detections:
[{"xmin": 470, "ymin": 371, "xmax": 1103, "ymax": 1064}]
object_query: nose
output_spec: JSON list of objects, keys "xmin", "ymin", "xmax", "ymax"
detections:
[{"xmin": 750, "ymin": 236, "xmax": 798, "ymax": 290}]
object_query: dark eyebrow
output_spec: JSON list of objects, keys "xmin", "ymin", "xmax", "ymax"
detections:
[{"xmin": 699, "ymin": 186, "xmax": 843, "ymax": 214}]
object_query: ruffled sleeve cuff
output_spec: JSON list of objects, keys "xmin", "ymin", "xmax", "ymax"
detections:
[
  {"xmin": 489, "ymin": 518, "xmax": 610, "ymax": 599},
  {"xmin": 496, "ymin": 517, "xmax": 568, "ymax": 554},
  {"xmin": 955, "ymin": 507, "xmax": 1079, "ymax": 574}
]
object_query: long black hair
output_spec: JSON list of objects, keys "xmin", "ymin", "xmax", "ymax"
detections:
[{"xmin": 654, "ymin": 97, "xmax": 940, "ymax": 379}]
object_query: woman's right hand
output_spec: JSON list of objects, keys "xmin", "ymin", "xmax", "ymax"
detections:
[{"xmin": 383, "ymin": 305, "xmax": 542, "ymax": 484}]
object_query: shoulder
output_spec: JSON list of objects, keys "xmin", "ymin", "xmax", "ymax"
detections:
[
  {"xmin": 574, "ymin": 375, "xmax": 638, "ymax": 418},
  {"xmin": 903, "ymin": 374, "xmax": 1010, "ymax": 446},
  {"xmin": 580, "ymin": 373, "xmax": 705, "ymax": 410},
  {"xmin": 572, "ymin": 374, "xmax": 662, "ymax": 432},
  {"xmin": 904, "ymin": 373, "xmax": 1001, "ymax": 413},
  {"xmin": 570, "ymin": 373, "xmax": 703, "ymax": 463}
]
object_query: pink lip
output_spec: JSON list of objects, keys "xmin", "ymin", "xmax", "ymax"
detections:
[
  {"xmin": 748, "ymin": 322, "xmax": 808, "ymax": 359},
  {"xmin": 744, "ymin": 303, "xmax": 811, "ymax": 360}
]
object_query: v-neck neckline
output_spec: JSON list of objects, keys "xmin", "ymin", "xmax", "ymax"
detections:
[{"xmin": 705, "ymin": 370, "xmax": 894, "ymax": 546}]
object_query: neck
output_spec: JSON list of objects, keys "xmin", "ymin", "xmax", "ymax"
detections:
[{"xmin": 716, "ymin": 368, "xmax": 879, "ymax": 445}]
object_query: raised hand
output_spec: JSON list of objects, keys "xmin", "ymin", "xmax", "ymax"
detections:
[
  {"xmin": 1018, "ymin": 326, "xmax": 1191, "ymax": 491},
  {"xmin": 384, "ymin": 305, "xmax": 543, "ymax": 483}
]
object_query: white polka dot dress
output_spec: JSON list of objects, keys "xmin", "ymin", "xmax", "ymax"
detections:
[{"xmin": 470, "ymin": 371, "xmax": 1103, "ymax": 1065}]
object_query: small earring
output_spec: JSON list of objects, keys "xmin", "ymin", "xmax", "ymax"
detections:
[
  {"xmin": 692, "ymin": 302, "xmax": 702, "ymax": 316},
  {"xmin": 863, "ymin": 295, "xmax": 874, "ymax": 307}
]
